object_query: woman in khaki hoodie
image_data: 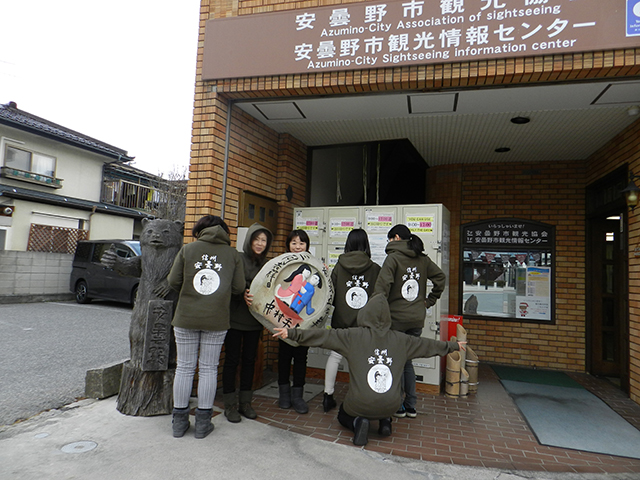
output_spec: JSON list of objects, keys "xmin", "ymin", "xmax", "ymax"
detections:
[
  {"xmin": 373, "ymin": 224, "xmax": 446, "ymax": 419},
  {"xmin": 168, "ymin": 215, "xmax": 245, "ymax": 439},
  {"xmin": 274, "ymin": 294, "xmax": 463, "ymax": 446},
  {"xmin": 222, "ymin": 222, "xmax": 273, "ymax": 423},
  {"xmin": 323, "ymin": 229, "xmax": 380, "ymax": 412}
]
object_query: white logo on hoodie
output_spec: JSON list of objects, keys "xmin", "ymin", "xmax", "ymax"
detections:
[
  {"xmin": 193, "ymin": 254, "xmax": 222, "ymax": 295},
  {"xmin": 367, "ymin": 348, "xmax": 393, "ymax": 393}
]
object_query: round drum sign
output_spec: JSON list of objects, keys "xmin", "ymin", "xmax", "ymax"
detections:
[{"xmin": 249, "ymin": 252, "xmax": 334, "ymax": 346}]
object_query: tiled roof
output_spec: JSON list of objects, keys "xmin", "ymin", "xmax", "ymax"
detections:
[
  {"xmin": 0, "ymin": 102, "xmax": 134, "ymax": 162},
  {"xmin": 0, "ymin": 184, "xmax": 152, "ymax": 219}
]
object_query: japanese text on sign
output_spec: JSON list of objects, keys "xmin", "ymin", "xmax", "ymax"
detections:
[
  {"xmin": 203, "ymin": 0, "xmax": 636, "ymax": 79},
  {"xmin": 463, "ymin": 220, "xmax": 553, "ymax": 246}
]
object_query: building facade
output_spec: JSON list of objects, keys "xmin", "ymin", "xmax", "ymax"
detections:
[{"xmin": 188, "ymin": 0, "xmax": 640, "ymax": 404}]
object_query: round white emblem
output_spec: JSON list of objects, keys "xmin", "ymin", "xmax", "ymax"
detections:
[
  {"xmin": 345, "ymin": 286, "xmax": 368, "ymax": 309},
  {"xmin": 367, "ymin": 364, "xmax": 392, "ymax": 393},
  {"xmin": 193, "ymin": 269, "xmax": 220, "ymax": 295},
  {"xmin": 401, "ymin": 279, "xmax": 419, "ymax": 301}
]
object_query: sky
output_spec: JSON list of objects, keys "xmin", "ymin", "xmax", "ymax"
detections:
[{"xmin": 0, "ymin": 1, "xmax": 201, "ymax": 177}]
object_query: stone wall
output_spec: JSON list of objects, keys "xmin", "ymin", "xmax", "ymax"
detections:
[{"xmin": 0, "ymin": 251, "xmax": 73, "ymax": 303}]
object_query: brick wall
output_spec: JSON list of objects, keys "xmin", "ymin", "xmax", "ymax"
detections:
[
  {"xmin": 188, "ymin": 92, "xmax": 308, "ymax": 373},
  {"xmin": 586, "ymin": 119, "xmax": 640, "ymax": 404},
  {"xmin": 427, "ymin": 161, "xmax": 587, "ymax": 371},
  {"xmin": 191, "ymin": 0, "xmax": 640, "ymax": 400}
]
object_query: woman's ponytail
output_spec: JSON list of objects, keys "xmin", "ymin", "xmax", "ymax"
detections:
[
  {"xmin": 387, "ymin": 224, "xmax": 425, "ymax": 256},
  {"xmin": 408, "ymin": 234, "xmax": 425, "ymax": 256}
]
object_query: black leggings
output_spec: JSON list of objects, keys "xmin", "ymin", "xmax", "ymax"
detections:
[
  {"xmin": 222, "ymin": 328, "xmax": 262, "ymax": 393},
  {"xmin": 338, "ymin": 404, "xmax": 391, "ymax": 431},
  {"xmin": 338, "ymin": 403, "xmax": 356, "ymax": 431},
  {"xmin": 278, "ymin": 339, "xmax": 309, "ymax": 387}
]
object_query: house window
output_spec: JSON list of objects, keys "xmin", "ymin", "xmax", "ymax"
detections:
[
  {"xmin": 5, "ymin": 146, "xmax": 56, "ymax": 177},
  {"xmin": 460, "ymin": 218, "xmax": 555, "ymax": 323}
]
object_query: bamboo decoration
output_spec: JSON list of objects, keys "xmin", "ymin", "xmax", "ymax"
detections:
[
  {"xmin": 445, "ymin": 351, "xmax": 461, "ymax": 398},
  {"xmin": 460, "ymin": 367, "xmax": 469, "ymax": 398},
  {"xmin": 456, "ymin": 323, "xmax": 467, "ymax": 367},
  {"xmin": 466, "ymin": 346, "xmax": 479, "ymax": 394}
]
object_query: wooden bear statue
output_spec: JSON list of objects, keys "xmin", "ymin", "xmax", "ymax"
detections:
[{"xmin": 102, "ymin": 218, "xmax": 183, "ymax": 416}]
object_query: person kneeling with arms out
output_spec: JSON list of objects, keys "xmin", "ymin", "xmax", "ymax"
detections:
[{"xmin": 273, "ymin": 294, "xmax": 465, "ymax": 447}]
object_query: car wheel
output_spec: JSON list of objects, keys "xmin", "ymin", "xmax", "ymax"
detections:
[
  {"xmin": 75, "ymin": 280, "xmax": 91, "ymax": 304},
  {"xmin": 131, "ymin": 285, "xmax": 139, "ymax": 306}
]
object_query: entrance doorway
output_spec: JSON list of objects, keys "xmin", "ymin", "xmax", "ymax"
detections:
[
  {"xmin": 586, "ymin": 169, "xmax": 629, "ymax": 391},
  {"xmin": 309, "ymin": 139, "xmax": 426, "ymax": 207}
]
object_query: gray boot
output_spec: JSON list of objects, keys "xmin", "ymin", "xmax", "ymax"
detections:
[
  {"xmin": 194, "ymin": 408, "xmax": 214, "ymax": 439},
  {"xmin": 238, "ymin": 390, "xmax": 257, "ymax": 419},
  {"xmin": 223, "ymin": 392, "xmax": 241, "ymax": 423},
  {"xmin": 172, "ymin": 407, "xmax": 190, "ymax": 438},
  {"xmin": 278, "ymin": 384, "xmax": 291, "ymax": 409},
  {"xmin": 291, "ymin": 386, "xmax": 309, "ymax": 414}
]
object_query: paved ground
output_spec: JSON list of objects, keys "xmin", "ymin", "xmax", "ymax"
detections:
[
  {"xmin": 2, "ymin": 396, "xmax": 639, "ymax": 480},
  {"xmin": 0, "ymin": 301, "xmax": 130, "ymax": 426}
]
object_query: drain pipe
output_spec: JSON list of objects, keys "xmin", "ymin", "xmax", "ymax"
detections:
[{"xmin": 221, "ymin": 99, "xmax": 235, "ymax": 219}]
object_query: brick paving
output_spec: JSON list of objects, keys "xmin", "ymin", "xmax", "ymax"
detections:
[{"xmin": 235, "ymin": 364, "xmax": 640, "ymax": 474}]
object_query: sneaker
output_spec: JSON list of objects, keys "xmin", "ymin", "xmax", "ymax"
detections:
[
  {"xmin": 393, "ymin": 405, "xmax": 406, "ymax": 418},
  {"xmin": 405, "ymin": 406, "xmax": 417, "ymax": 418}
]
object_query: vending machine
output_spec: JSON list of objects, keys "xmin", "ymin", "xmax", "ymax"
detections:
[{"xmin": 293, "ymin": 204, "xmax": 450, "ymax": 390}]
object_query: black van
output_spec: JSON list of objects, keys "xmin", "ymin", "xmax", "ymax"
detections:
[{"xmin": 69, "ymin": 240, "xmax": 141, "ymax": 305}]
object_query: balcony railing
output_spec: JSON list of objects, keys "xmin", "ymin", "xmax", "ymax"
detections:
[{"xmin": 0, "ymin": 166, "xmax": 63, "ymax": 189}]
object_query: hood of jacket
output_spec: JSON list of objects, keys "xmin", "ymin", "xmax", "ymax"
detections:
[
  {"xmin": 356, "ymin": 294, "xmax": 391, "ymax": 335},
  {"xmin": 242, "ymin": 222, "xmax": 273, "ymax": 257},
  {"xmin": 197, "ymin": 225, "xmax": 231, "ymax": 245},
  {"xmin": 336, "ymin": 250, "xmax": 374, "ymax": 274},
  {"xmin": 384, "ymin": 238, "xmax": 419, "ymax": 257}
]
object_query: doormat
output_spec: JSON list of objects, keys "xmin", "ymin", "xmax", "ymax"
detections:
[
  {"xmin": 500, "ymin": 379, "xmax": 640, "ymax": 459},
  {"xmin": 254, "ymin": 381, "xmax": 324, "ymax": 403},
  {"xmin": 491, "ymin": 364, "xmax": 583, "ymax": 389}
]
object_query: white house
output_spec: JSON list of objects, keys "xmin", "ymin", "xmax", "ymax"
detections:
[
  {"xmin": 0, "ymin": 101, "xmax": 151, "ymax": 253},
  {"xmin": 0, "ymin": 101, "xmax": 155, "ymax": 302}
]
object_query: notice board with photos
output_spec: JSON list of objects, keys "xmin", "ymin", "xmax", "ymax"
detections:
[{"xmin": 460, "ymin": 218, "xmax": 555, "ymax": 323}]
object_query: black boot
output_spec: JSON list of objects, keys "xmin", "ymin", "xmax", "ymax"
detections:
[
  {"xmin": 353, "ymin": 417, "xmax": 370, "ymax": 446},
  {"xmin": 238, "ymin": 390, "xmax": 257, "ymax": 419},
  {"xmin": 291, "ymin": 386, "xmax": 308, "ymax": 414},
  {"xmin": 378, "ymin": 417, "xmax": 392, "ymax": 437},
  {"xmin": 322, "ymin": 393, "xmax": 337, "ymax": 413},
  {"xmin": 223, "ymin": 392, "xmax": 241, "ymax": 423},
  {"xmin": 194, "ymin": 408, "xmax": 214, "ymax": 439},
  {"xmin": 172, "ymin": 407, "xmax": 190, "ymax": 438},
  {"xmin": 278, "ymin": 384, "xmax": 292, "ymax": 409}
]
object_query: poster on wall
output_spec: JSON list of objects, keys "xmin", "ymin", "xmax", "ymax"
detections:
[
  {"xmin": 295, "ymin": 215, "xmax": 319, "ymax": 236},
  {"xmin": 369, "ymin": 234, "xmax": 389, "ymax": 267},
  {"xmin": 329, "ymin": 217, "xmax": 356, "ymax": 237},
  {"xmin": 365, "ymin": 210, "xmax": 394, "ymax": 233},
  {"xmin": 515, "ymin": 266, "xmax": 551, "ymax": 321},
  {"xmin": 515, "ymin": 296, "xmax": 551, "ymax": 321},
  {"xmin": 406, "ymin": 215, "xmax": 435, "ymax": 235}
]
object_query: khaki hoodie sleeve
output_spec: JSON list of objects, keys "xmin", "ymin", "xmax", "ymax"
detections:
[
  {"xmin": 405, "ymin": 334, "xmax": 459, "ymax": 360},
  {"xmin": 373, "ymin": 255, "xmax": 398, "ymax": 298},
  {"xmin": 424, "ymin": 256, "xmax": 446, "ymax": 308},
  {"xmin": 231, "ymin": 250, "xmax": 246, "ymax": 296},
  {"xmin": 287, "ymin": 328, "xmax": 352, "ymax": 356}
]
